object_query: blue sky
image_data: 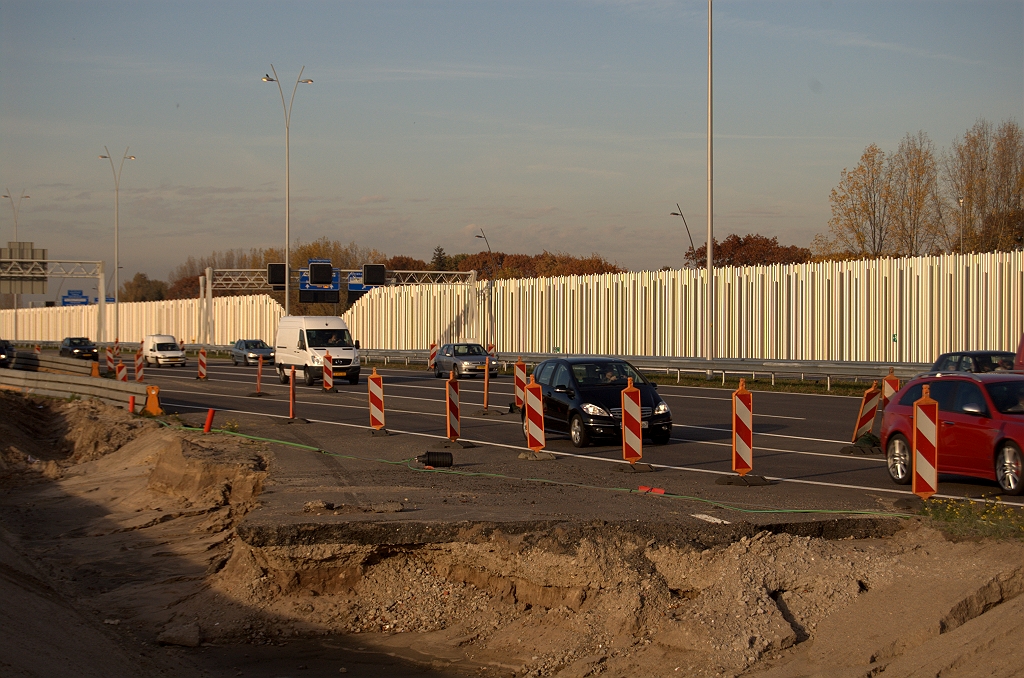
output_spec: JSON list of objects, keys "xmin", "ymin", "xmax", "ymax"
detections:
[{"xmin": 1, "ymin": 0, "xmax": 1022, "ymax": 287}]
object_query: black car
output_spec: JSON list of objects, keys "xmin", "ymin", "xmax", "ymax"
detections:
[
  {"xmin": 522, "ymin": 357, "xmax": 672, "ymax": 447},
  {"xmin": 931, "ymin": 351, "xmax": 1015, "ymax": 374},
  {"xmin": 0, "ymin": 340, "xmax": 12, "ymax": 368},
  {"xmin": 59, "ymin": 337, "xmax": 98, "ymax": 360}
]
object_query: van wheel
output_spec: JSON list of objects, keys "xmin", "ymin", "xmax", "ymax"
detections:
[
  {"xmin": 349, "ymin": 374, "xmax": 359, "ymax": 385},
  {"xmin": 278, "ymin": 367, "xmax": 290, "ymax": 384},
  {"xmin": 304, "ymin": 368, "xmax": 316, "ymax": 387}
]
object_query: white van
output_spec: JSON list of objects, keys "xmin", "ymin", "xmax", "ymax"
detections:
[
  {"xmin": 274, "ymin": 316, "xmax": 360, "ymax": 386},
  {"xmin": 143, "ymin": 334, "xmax": 187, "ymax": 367}
]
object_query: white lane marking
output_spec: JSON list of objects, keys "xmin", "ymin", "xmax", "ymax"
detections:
[
  {"xmin": 673, "ymin": 423, "xmax": 849, "ymax": 445},
  {"xmin": 162, "ymin": 401, "xmax": 1023, "ymax": 507},
  {"xmin": 691, "ymin": 514, "xmax": 730, "ymax": 524}
]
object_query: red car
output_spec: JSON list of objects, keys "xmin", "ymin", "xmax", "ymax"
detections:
[{"xmin": 881, "ymin": 373, "xmax": 1024, "ymax": 495}]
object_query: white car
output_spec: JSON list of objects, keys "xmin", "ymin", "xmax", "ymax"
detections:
[{"xmin": 143, "ymin": 334, "xmax": 187, "ymax": 367}]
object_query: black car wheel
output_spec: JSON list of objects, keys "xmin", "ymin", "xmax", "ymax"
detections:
[
  {"xmin": 995, "ymin": 442, "xmax": 1023, "ymax": 496},
  {"xmin": 279, "ymin": 367, "xmax": 290, "ymax": 384},
  {"xmin": 349, "ymin": 373, "xmax": 359, "ymax": 385},
  {"xmin": 232, "ymin": 356, "xmax": 238, "ymax": 366},
  {"xmin": 570, "ymin": 415, "xmax": 590, "ymax": 448},
  {"xmin": 886, "ymin": 434, "xmax": 912, "ymax": 485}
]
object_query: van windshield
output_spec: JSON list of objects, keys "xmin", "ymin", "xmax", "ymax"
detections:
[
  {"xmin": 156, "ymin": 343, "xmax": 179, "ymax": 352},
  {"xmin": 305, "ymin": 329, "xmax": 354, "ymax": 349}
]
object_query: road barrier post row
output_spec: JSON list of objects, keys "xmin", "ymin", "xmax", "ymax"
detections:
[
  {"xmin": 912, "ymin": 385, "xmax": 939, "ymax": 500},
  {"xmin": 513, "ymin": 358, "xmax": 526, "ymax": 412},
  {"xmin": 323, "ymin": 351, "xmax": 334, "ymax": 393},
  {"xmin": 524, "ymin": 375, "xmax": 545, "ymax": 452},
  {"xmin": 621, "ymin": 378, "xmax": 642, "ymax": 465},
  {"xmin": 197, "ymin": 348, "xmax": 208, "ymax": 380},
  {"xmin": 135, "ymin": 348, "xmax": 144, "ymax": 383},
  {"xmin": 732, "ymin": 379, "xmax": 753, "ymax": 476},
  {"xmin": 368, "ymin": 368, "xmax": 385, "ymax": 431},
  {"xmin": 852, "ymin": 381, "xmax": 881, "ymax": 442},
  {"xmin": 446, "ymin": 371, "xmax": 460, "ymax": 442}
]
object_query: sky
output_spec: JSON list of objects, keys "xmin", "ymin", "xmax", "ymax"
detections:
[{"xmin": 1, "ymin": 0, "xmax": 1022, "ymax": 295}]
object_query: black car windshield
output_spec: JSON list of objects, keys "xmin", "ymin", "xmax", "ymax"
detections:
[
  {"xmin": 306, "ymin": 329, "xmax": 354, "ymax": 348},
  {"xmin": 244, "ymin": 340, "xmax": 269, "ymax": 349},
  {"xmin": 985, "ymin": 381, "xmax": 1024, "ymax": 414},
  {"xmin": 453, "ymin": 344, "xmax": 487, "ymax": 356},
  {"xmin": 571, "ymin": 361, "xmax": 645, "ymax": 386},
  {"xmin": 966, "ymin": 353, "xmax": 1015, "ymax": 372},
  {"xmin": 68, "ymin": 338, "xmax": 92, "ymax": 346},
  {"xmin": 156, "ymin": 343, "xmax": 179, "ymax": 351}
]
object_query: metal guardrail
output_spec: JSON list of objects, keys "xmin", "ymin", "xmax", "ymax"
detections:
[
  {"xmin": 359, "ymin": 349, "xmax": 932, "ymax": 389},
  {"xmin": 0, "ymin": 368, "xmax": 147, "ymax": 408},
  {"xmin": 11, "ymin": 351, "xmax": 94, "ymax": 376}
]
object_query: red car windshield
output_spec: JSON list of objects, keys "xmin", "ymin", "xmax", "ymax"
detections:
[{"xmin": 985, "ymin": 381, "xmax": 1024, "ymax": 414}]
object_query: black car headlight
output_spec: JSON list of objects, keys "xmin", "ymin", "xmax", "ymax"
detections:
[
  {"xmin": 581, "ymin": 403, "xmax": 611, "ymax": 417},
  {"xmin": 654, "ymin": 400, "xmax": 670, "ymax": 415}
]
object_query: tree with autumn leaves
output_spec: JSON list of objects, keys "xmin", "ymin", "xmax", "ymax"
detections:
[{"xmin": 815, "ymin": 119, "xmax": 1023, "ymax": 259}]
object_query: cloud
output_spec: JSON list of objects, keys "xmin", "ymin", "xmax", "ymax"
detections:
[{"xmin": 357, "ymin": 195, "xmax": 389, "ymax": 204}]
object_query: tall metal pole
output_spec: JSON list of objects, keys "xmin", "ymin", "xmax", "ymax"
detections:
[
  {"xmin": 2, "ymin": 190, "xmax": 29, "ymax": 341},
  {"xmin": 100, "ymin": 147, "xmax": 135, "ymax": 343},
  {"xmin": 263, "ymin": 65, "xmax": 313, "ymax": 317},
  {"xmin": 475, "ymin": 230, "xmax": 498, "ymax": 349},
  {"xmin": 706, "ymin": 0, "xmax": 714, "ymax": 361}
]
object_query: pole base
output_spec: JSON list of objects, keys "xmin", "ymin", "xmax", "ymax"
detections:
[
  {"xmin": 518, "ymin": 451, "xmax": 556, "ymax": 461},
  {"xmin": 247, "ymin": 391, "xmax": 266, "ymax": 398},
  {"xmin": 715, "ymin": 474, "xmax": 770, "ymax": 486},
  {"xmin": 436, "ymin": 439, "xmax": 475, "ymax": 449},
  {"xmin": 471, "ymin": 408, "xmax": 507, "ymax": 417},
  {"xmin": 369, "ymin": 428, "xmax": 390, "ymax": 437},
  {"xmin": 619, "ymin": 463, "xmax": 654, "ymax": 473},
  {"xmin": 508, "ymin": 403, "xmax": 522, "ymax": 414}
]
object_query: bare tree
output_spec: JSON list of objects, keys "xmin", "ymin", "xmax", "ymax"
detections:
[
  {"xmin": 988, "ymin": 120, "xmax": 1024, "ymax": 251},
  {"xmin": 824, "ymin": 144, "xmax": 893, "ymax": 257},
  {"xmin": 889, "ymin": 131, "xmax": 939, "ymax": 256},
  {"xmin": 942, "ymin": 119, "xmax": 992, "ymax": 253}
]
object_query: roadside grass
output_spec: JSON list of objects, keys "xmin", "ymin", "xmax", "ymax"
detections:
[
  {"xmin": 360, "ymin": 358, "xmax": 882, "ymax": 397},
  {"xmin": 920, "ymin": 497, "xmax": 1024, "ymax": 540}
]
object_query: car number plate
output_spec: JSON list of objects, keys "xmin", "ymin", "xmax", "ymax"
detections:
[{"xmin": 641, "ymin": 421, "xmax": 649, "ymax": 429}]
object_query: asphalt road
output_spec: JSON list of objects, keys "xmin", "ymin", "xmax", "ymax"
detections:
[{"xmin": 140, "ymin": 357, "xmax": 1024, "ymax": 508}]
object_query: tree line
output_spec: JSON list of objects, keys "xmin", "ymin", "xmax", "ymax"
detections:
[{"xmin": 814, "ymin": 118, "xmax": 1023, "ymax": 258}]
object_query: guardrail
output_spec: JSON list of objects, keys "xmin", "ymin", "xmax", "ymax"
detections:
[
  {"xmin": 359, "ymin": 349, "xmax": 932, "ymax": 390},
  {"xmin": 0, "ymin": 369, "xmax": 147, "ymax": 408},
  {"xmin": 11, "ymin": 351, "xmax": 95, "ymax": 376}
]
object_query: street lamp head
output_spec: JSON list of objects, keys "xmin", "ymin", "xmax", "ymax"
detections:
[
  {"xmin": 299, "ymin": 79, "xmax": 313, "ymax": 84},
  {"xmin": 127, "ymin": 156, "xmax": 136, "ymax": 160},
  {"xmin": 670, "ymin": 212, "xmax": 682, "ymax": 217},
  {"xmin": 475, "ymin": 234, "xmax": 484, "ymax": 239},
  {"xmin": 99, "ymin": 155, "xmax": 110, "ymax": 159},
  {"xmin": 262, "ymin": 74, "xmax": 276, "ymax": 82}
]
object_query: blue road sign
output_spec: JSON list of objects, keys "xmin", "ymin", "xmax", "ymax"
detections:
[
  {"xmin": 298, "ymin": 267, "xmax": 341, "ymax": 291},
  {"xmin": 61, "ymin": 295, "xmax": 90, "ymax": 306}
]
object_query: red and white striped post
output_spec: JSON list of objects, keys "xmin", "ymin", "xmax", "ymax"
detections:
[
  {"xmin": 322, "ymin": 351, "xmax": 334, "ymax": 392},
  {"xmin": 524, "ymin": 375, "xmax": 545, "ymax": 451},
  {"xmin": 852, "ymin": 381, "xmax": 881, "ymax": 442},
  {"xmin": 113, "ymin": 339, "xmax": 120, "ymax": 361},
  {"xmin": 368, "ymin": 367, "xmax": 385, "ymax": 430},
  {"xmin": 33, "ymin": 344, "xmax": 41, "ymax": 356},
  {"xmin": 197, "ymin": 348, "xmax": 208, "ymax": 380},
  {"xmin": 487, "ymin": 343, "xmax": 495, "ymax": 357},
  {"xmin": 513, "ymin": 358, "xmax": 526, "ymax": 410},
  {"xmin": 428, "ymin": 342, "xmax": 438, "ymax": 370},
  {"xmin": 116, "ymin": 359, "xmax": 128, "ymax": 382},
  {"xmin": 732, "ymin": 379, "xmax": 753, "ymax": 476},
  {"xmin": 882, "ymin": 368, "xmax": 901, "ymax": 408},
  {"xmin": 134, "ymin": 348, "xmax": 144, "ymax": 383},
  {"xmin": 179, "ymin": 339, "xmax": 185, "ymax": 352},
  {"xmin": 621, "ymin": 377, "xmax": 643, "ymax": 465},
  {"xmin": 446, "ymin": 370, "xmax": 460, "ymax": 442},
  {"xmin": 912, "ymin": 384, "xmax": 939, "ymax": 500},
  {"xmin": 105, "ymin": 345, "xmax": 115, "ymax": 374}
]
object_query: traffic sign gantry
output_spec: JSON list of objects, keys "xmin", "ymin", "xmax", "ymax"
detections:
[
  {"xmin": 524, "ymin": 375, "xmax": 545, "ymax": 452},
  {"xmin": 513, "ymin": 358, "xmax": 527, "ymax": 411},
  {"xmin": 322, "ymin": 351, "xmax": 335, "ymax": 392},
  {"xmin": 732, "ymin": 378, "xmax": 753, "ymax": 476},
  {"xmin": 368, "ymin": 368, "xmax": 385, "ymax": 430},
  {"xmin": 882, "ymin": 368, "xmax": 901, "ymax": 407},
  {"xmin": 446, "ymin": 371, "xmax": 460, "ymax": 441},
  {"xmin": 852, "ymin": 381, "xmax": 881, "ymax": 442},
  {"xmin": 912, "ymin": 384, "xmax": 939, "ymax": 500},
  {"xmin": 621, "ymin": 377, "xmax": 642, "ymax": 464}
]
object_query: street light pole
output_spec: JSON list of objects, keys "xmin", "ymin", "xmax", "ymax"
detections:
[
  {"xmin": 99, "ymin": 147, "xmax": 135, "ymax": 344},
  {"xmin": 475, "ymin": 229, "xmax": 498, "ymax": 349},
  {"xmin": 2, "ymin": 189, "xmax": 29, "ymax": 341},
  {"xmin": 706, "ymin": 0, "xmax": 714, "ymax": 361},
  {"xmin": 670, "ymin": 203, "xmax": 696, "ymax": 264},
  {"xmin": 263, "ymin": 65, "xmax": 313, "ymax": 317},
  {"xmin": 958, "ymin": 196, "xmax": 964, "ymax": 255}
]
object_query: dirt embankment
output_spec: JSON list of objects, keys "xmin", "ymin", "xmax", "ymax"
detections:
[{"xmin": 2, "ymin": 392, "xmax": 1024, "ymax": 677}]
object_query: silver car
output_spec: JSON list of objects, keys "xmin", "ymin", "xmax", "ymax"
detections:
[
  {"xmin": 433, "ymin": 342, "xmax": 498, "ymax": 379},
  {"xmin": 230, "ymin": 339, "xmax": 275, "ymax": 366}
]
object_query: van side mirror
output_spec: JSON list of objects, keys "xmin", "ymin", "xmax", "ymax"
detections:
[{"xmin": 354, "ymin": 340, "xmax": 360, "ymax": 350}]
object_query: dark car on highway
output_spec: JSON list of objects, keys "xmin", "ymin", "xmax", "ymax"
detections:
[
  {"xmin": 930, "ymin": 350, "xmax": 1015, "ymax": 373},
  {"xmin": 881, "ymin": 372, "xmax": 1024, "ymax": 495},
  {"xmin": 59, "ymin": 337, "xmax": 98, "ymax": 360},
  {"xmin": 0, "ymin": 340, "xmax": 12, "ymax": 368},
  {"xmin": 522, "ymin": 357, "xmax": 672, "ymax": 447}
]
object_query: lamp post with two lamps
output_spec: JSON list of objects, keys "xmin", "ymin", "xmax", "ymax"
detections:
[
  {"xmin": 475, "ymin": 229, "xmax": 499, "ymax": 351},
  {"xmin": 99, "ymin": 147, "xmax": 135, "ymax": 344},
  {"xmin": 262, "ymin": 65, "xmax": 313, "ymax": 316},
  {"xmin": 2, "ymin": 189, "xmax": 30, "ymax": 340}
]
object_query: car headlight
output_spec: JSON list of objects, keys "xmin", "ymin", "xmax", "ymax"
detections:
[
  {"xmin": 581, "ymin": 403, "xmax": 611, "ymax": 417},
  {"xmin": 72, "ymin": 349, "xmax": 80, "ymax": 353},
  {"xmin": 654, "ymin": 400, "xmax": 670, "ymax": 415},
  {"xmin": 310, "ymin": 354, "xmax": 322, "ymax": 366},
  {"xmin": 248, "ymin": 353, "xmax": 257, "ymax": 358}
]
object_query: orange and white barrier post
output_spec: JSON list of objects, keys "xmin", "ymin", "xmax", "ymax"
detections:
[
  {"xmin": 115, "ymin": 360, "xmax": 128, "ymax": 382},
  {"xmin": 368, "ymin": 367, "xmax": 385, "ymax": 430},
  {"xmin": 732, "ymin": 379, "xmax": 753, "ymax": 476},
  {"xmin": 105, "ymin": 345, "xmax": 115, "ymax": 374},
  {"xmin": 134, "ymin": 348, "xmax": 144, "ymax": 383},
  {"xmin": 852, "ymin": 381, "xmax": 881, "ymax": 442},
  {"xmin": 179, "ymin": 339, "xmax": 185, "ymax": 352},
  {"xmin": 197, "ymin": 348, "xmax": 208, "ymax": 380},
  {"xmin": 487, "ymin": 343, "xmax": 495, "ymax": 357},
  {"xmin": 524, "ymin": 375, "xmax": 545, "ymax": 451},
  {"xmin": 621, "ymin": 377, "xmax": 643, "ymax": 465},
  {"xmin": 113, "ymin": 339, "xmax": 120, "ymax": 361},
  {"xmin": 446, "ymin": 370, "xmax": 460, "ymax": 441},
  {"xmin": 882, "ymin": 368, "xmax": 901, "ymax": 407},
  {"xmin": 428, "ymin": 342, "xmax": 438, "ymax": 369},
  {"xmin": 513, "ymin": 358, "xmax": 527, "ymax": 410},
  {"xmin": 255, "ymin": 355, "xmax": 264, "ymax": 394},
  {"xmin": 912, "ymin": 385, "xmax": 939, "ymax": 500},
  {"xmin": 90, "ymin": 360, "xmax": 101, "ymax": 378},
  {"xmin": 289, "ymin": 366, "xmax": 296, "ymax": 419},
  {"xmin": 33, "ymin": 344, "xmax": 41, "ymax": 356},
  {"xmin": 144, "ymin": 385, "xmax": 164, "ymax": 416},
  {"xmin": 322, "ymin": 351, "xmax": 334, "ymax": 392}
]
